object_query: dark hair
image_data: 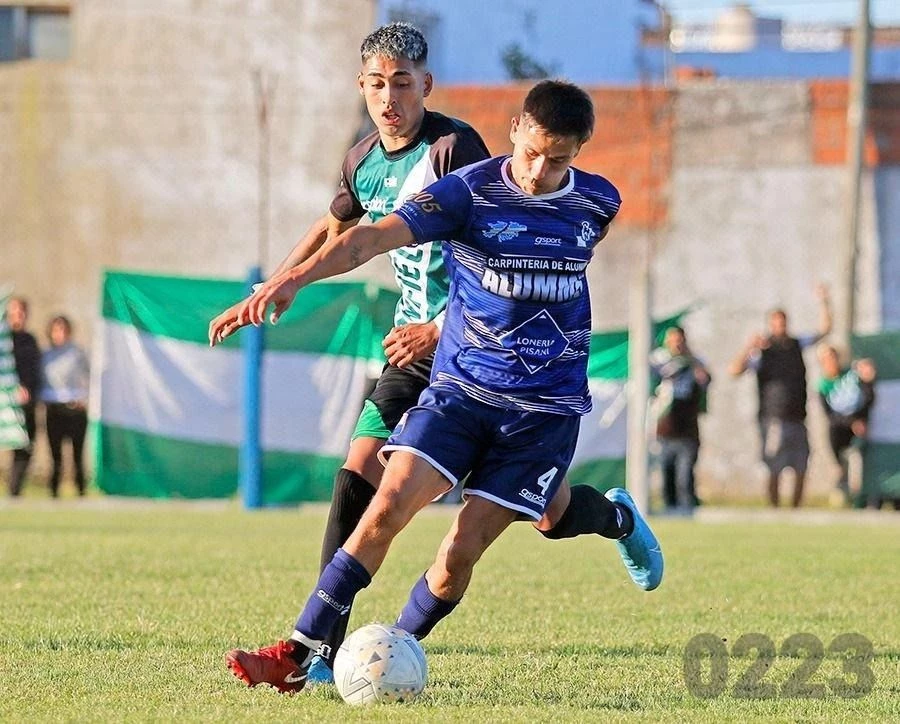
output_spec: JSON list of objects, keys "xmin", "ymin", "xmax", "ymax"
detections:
[
  {"xmin": 48, "ymin": 315, "xmax": 72, "ymax": 337},
  {"xmin": 360, "ymin": 22, "xmax": 427, "ymax": 65},
  {"xmin": 522, "ymin": 80, "xmax": 594, "ymax": 144},
  {"xmin": 7, "ymin": 295, "xmax": 28, "ymax": 313}
]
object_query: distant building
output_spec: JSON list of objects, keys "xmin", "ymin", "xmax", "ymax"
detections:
[
  {"xmin": 654, "ymin": 3, "xmax": 900, "ymax": 81},
  {"xmin": 0, "ymin": 1, "xmax": 71, "ymax": 62}
]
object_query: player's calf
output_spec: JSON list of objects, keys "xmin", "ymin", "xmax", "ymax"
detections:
[{"xmin": 540, "ymin": 484, "xmax": 633, "ymax": 540}]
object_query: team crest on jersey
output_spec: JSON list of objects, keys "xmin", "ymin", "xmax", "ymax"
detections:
[
  {"xmin": 576, "ymin": 221, "xmax": 597, "ymax": 247},
  {"xmin": 384, "ymin": 176, "xmax": 398, "ymax": 187},
  {"xmin": 483, "ymin": 221, "xmax": 528, "ymax": 242}
]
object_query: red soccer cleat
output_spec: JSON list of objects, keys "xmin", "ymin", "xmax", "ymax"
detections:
[{"xmin": 225, "ymin": 640, "xmax": 309, "ymax": 694}]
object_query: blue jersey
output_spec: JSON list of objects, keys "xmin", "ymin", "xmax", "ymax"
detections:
[{"xmin": 394, "ymin": 156, "xmax": 621, "ymax": 416}]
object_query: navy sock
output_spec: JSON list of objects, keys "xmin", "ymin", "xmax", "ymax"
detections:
[
  {"xmin": 292, "ymin": 548, "xmax": 371, "ymax": 664},
  {"xmin": 541, "ymin": 485, "xmax": 634, "ymax": 540},
  {"xmin": 396, "ymin": 574, "xmax": 459, "ymax": 640},
  {"xmin": 317, "ymin": 468, "xmax": 375, "ymax": 666}
]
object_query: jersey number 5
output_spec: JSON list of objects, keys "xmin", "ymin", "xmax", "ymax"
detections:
[{"xmin": 411, "ymin": 191, "xmax": 442, "ymax": 214}]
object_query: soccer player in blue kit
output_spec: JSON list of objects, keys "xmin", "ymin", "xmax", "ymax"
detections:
[{"xmin": 217, "ymin": 80, "xmax": 663, "ymax": 692}]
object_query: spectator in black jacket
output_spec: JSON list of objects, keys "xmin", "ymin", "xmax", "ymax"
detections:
[
  {"xmin": 729, "ymin": 284, "xmax": 832, "ymax": 507},
  {"xmin": 5, "ymin": 297, "xmax": 41, "ymax": 496}
]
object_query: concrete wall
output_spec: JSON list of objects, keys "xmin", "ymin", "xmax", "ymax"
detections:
[
  {"xmin": 665, "ymin": 80, "xmax": 885, "ymax": 500},
  {"xmin": 1, "ymin": 0, "xmax": 376, "ymax": 484},
  {"xmin": 2, "ymin": 0, "xmax": 376, "ymax": 347}
]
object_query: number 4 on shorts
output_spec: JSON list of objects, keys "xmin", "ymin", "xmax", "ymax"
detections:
[{"xmin": 536, "ymin": 467, "xmax": 558, "ymax": 496}]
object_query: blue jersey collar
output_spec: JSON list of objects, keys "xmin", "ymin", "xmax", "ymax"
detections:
[{"xmin": 500, "ymin": 157, "xmax": 574, "ymax": 200}]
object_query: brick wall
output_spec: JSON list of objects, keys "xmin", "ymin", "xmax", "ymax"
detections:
[{"xmin": 810, "ymin": 80, "xmax": 900, "ymax": 165}]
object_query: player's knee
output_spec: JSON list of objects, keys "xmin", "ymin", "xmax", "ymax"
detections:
[
  {"xmin": 342, "ymin": 459, "xmax": 383, "ymax": 489},
  {"xmin": 532, "ymin": 512, "xmax": 554, "ymax": 533}
]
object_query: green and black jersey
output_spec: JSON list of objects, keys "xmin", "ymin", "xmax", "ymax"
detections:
[{"xmin": 329, "ymin": 110, "xmax": 490, "ymax": 326}]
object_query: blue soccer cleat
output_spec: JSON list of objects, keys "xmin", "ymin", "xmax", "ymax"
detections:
[
  {"xmin": 306, "ymin": 654, "xmax": 335, "ymax": 686},
  {"xmin": 605, "ymin": 487, "xmax": 664, "ymax": 591}
]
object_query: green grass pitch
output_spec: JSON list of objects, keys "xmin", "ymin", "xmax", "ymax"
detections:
[{"xmin": 1, "ymin": 503, "xmax": 898, "ymax": 722}]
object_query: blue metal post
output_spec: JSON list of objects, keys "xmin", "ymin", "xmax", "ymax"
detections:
[{"xmin": 240, "ymin": 266, "xmax": 264, "ymax": 509}]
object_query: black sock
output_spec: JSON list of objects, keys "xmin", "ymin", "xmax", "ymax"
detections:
[
  {"xmin": 316, "ymin": 468, "xmax": 375, "ymax": 666},
  {"xmin": 541, "ymin": 485, "xmax": 634, "ymax": 540},
  {"xmin": 287, "ymin": 632, "xmax": 321, "ymax": 668}
]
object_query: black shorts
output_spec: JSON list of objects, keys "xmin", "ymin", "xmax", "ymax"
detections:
[
  {"xmin": 350, "ymin": 354, "xmax": 434, "ymax": 440},
  {"xmin": 759, "ymin": 417, "xmax": 809, "ymax": 475}
]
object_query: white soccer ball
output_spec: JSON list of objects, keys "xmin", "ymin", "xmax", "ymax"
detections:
[{"xmin": 333, "ymin": 623, "xmax": 428, "ymax": 705}]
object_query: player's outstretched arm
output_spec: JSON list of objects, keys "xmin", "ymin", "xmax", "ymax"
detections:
[
  {"xmin": 208, "ymin": 300, "xmax": 247, "ymax": 347},
  {"xmin": 271, "ymin": 213, "xmax": 359, "ymax": 277},
  {"xmin": 238, "ymin": 214, "xmax": 416, "ymax": 328},
  {"xmin": 208, "ymin": 214, "xmax": 360, "ymax": 347}
]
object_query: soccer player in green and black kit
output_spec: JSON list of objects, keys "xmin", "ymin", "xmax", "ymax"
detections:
[{"xmin": 211, "ymin": 23, "xmax": 649, "ymax": 689}]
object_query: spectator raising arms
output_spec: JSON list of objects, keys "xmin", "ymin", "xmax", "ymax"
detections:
[{"xmin": 729, "ymin": 284, "xmax": 832, "ymax": 507}]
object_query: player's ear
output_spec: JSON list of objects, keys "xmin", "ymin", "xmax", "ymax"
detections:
[
  {"xmin": 423, "ymin": 71, "xmax": 433, "ymax": 97},
  {"xmin": 357, "ymin": 72, "xmax": 365, "ymax": 94},
  {"xmin": 509, "ymin": 116, "xmax": 519, "ymax": 144}
]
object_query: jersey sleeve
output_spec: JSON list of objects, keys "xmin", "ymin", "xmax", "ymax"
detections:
[
  {"xmin": 393, "ymin": 173, "xmax": 473, "ymax": 245},
  {"xmin": 328, "ymin": 154, "xmax": 365, "ymax": 222},
  {"xmin": 859, "ymin": 380, "xmax": 876, "ymax": 419},
  {"xmin": 596, "ymin": 184, "xmax": 621, "ymax": 240},
  {"xmin": 745, "ymin": 349, "xmax": 761, "ymax": 371},
  {"xmin": 430, "ymin": 125, "xmax": 491, "ymax": 178},
  {"xmin": 797, "ymin": 333, "xmax": 822, "ymax": 350},
  {"xmin": 579, "ymin": 172, "xmax": 622, "ymax": 246}
]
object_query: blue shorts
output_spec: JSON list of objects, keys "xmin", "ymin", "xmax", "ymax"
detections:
[{"xmin": 379, "ymin": 384, "xmax": 580, "ymax": 520}]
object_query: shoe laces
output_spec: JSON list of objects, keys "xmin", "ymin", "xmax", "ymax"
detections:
[{"xmin": 255, "ymin": 640, "xmax": 295, "ymax": 662}]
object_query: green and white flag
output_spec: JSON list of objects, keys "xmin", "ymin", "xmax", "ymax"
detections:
[
  {"xmin": 852, "ymin": 330, "xmax": 900, "ymax": 500},
  {"xmin": 93, "ymin": 271, "xmax": 398, "ymax": 504},
  {"xmin": 93, "ymin": 270, "xmax": 677, "ymax": 502},
  {"xmin": 0, "ymin": 289, "xmax": 29, "ymax": 450},
  {"xmin": 569, "ymin": 313, "xmax": 684, "ymax": 490}
]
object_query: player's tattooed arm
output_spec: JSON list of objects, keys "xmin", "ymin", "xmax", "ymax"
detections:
[
  {"xmin": 208, "ymin": 214, "xmax": 361, "ymax": 346},
  {"xmin": 238, "ymin": 214, "xmax": 417, "ymax": 328}
]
